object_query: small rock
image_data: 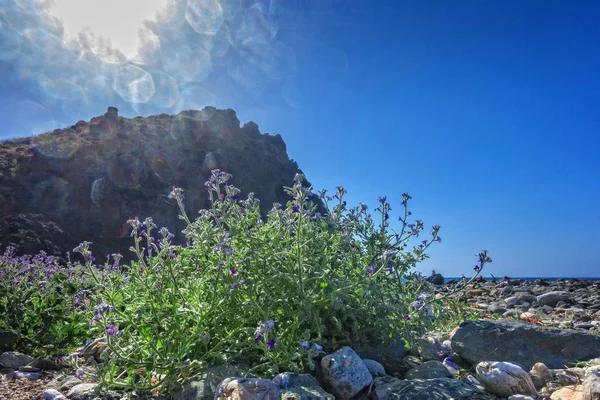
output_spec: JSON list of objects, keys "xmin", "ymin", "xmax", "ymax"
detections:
[
  {"xmin": 417, "ymin": 335, "xmax": 451, "ymax": 361},
  {"xmin": 14, "ymin": 370, "xmax": 43, "ymax": 380},
  {"xmin": 320, "ymin": 346, "xmax": 372, "ymax": 399},
  {"xmin": 505, "ymin": 296, "xmax": 522, "ymax": 306},
  {"xmin": 405, "ymin": 360, "xmax": 452, "ymax": 379},
  {"xmin": 537, "ymin": 291, "xmax": 572, "ymax": 307},
  {"xmin": 42, "ymin": 389, "xmax": 67, "ymax": 400},
  {"xmin": 279, "ymin": 374, "xmax": 334, "ymax": 400},
  {"xmin": 489, "ymin": 304, "xmax": 508, "ymax": 314},
  {"xmin": 476, "ymin": 361, "xmax": 537, "ymax": 398},
  {"xmin": 66, "ymin": 383, "xmax": 98, "ymax": 400},
  {"xmin": 582, "ymin": 372, "xmax": 600, "ymax": 400},
  {"xmin": 508, "ymin": 395, "xmax": 536, "ymax": 400},
  {"xmin": 555, "ymin": 370, "xmax": 580, "ymax": 385},
  {"xmin": 550, "ymin": 384, "xmax": 583, "ymax": 399},
  {"xmin": 215, "ymin": 377, "xmax": 280, "ymax": 400},
  {"xmin": 19, "ymin": 365, "xmax": 41, "ymax": 372},
  {"xmin": 273, "ymin": 372, "xmax": 292, "ymax": 388},
  {"xmin": 373, "ymin": 376, "xmax": 481, "ymax": 400},
  {"xmin": 426, "ymin": 272, "xmax": 444, "ymax": 285},
  {"xmin": 57, "ymin": 376, "xmax": 84, "ymax": 392},
  {"xmin": 530, "ymin": 362, "xmax": 554, "ymax": 384},
  {"xmin": 0, "ymin": 351, "xmax": 36, "ymax": 369},
  {"xmin": 443, "ymin": 357, "xmax": 459, "ymax": 377},
  {"xmin": 362, "ymin": 359, "xmax": 385, "ymax": 376}
]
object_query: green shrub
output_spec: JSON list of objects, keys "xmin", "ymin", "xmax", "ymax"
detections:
[
  {"xmin": 0, "ymin": 247, "xmax": 110, "ymax": 357},
  {"xmin": 73, "ymin": 170, "xmax": 490, "ymax": 394}
]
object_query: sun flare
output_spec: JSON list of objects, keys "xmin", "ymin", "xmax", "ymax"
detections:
[{"xmin": 46, "ymin": 0, "xmax": 170, "ymax": 59}]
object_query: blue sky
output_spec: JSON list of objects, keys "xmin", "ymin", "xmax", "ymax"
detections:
[{"xmin": 1, "ymin": 0, "xmax": 599, "ymax": 277}]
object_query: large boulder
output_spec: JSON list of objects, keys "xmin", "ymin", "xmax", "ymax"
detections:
[
  {"xmin": 0, "ymin": 107, "xmax": 323, "ymax": 262},
  {"xmin": 452, "ymin": 320, "xmax": 600, "ymax": 370}
]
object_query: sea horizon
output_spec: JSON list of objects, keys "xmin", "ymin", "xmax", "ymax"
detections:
[{"xmin": 444, "ymin": 276, "xmax": 600, "ymax": 282}]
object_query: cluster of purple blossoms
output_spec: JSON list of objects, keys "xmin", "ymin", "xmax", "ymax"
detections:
[
  {"xmin": 105, "ymin": 322, "xmax": 122, "ymax": 337},
  {"xmin": 232, "ymin": 279, "xmax": 246, "ymax": 289},
  {"xmin": 408, "ymin": 293, "xmax": 435, "ymax": 317},
  {"xmin": 89, "ymin": 302, "xmax": 115, "ymax": 325},
  {"xmin": 255, "ymin": 320, "xmax": 276, "ymax": 349},
  {"xmin": 299, "ymin": 340, "xmax": 324, "ymax": 352},
  {"xmin": 168, "ymin": 186, "xmax": 185, "ymax": 202}
]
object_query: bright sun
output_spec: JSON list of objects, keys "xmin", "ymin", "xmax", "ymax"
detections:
[{"xmin": 47, "ymin": 0, "xmax": 170, "ymax": 59}]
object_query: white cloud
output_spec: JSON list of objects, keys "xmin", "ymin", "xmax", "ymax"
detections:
[{"xmin": 1, "ymin": 0, "xmax": 301, "ymax": 136}]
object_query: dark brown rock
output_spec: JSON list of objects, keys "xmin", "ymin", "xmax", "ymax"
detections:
[{"xmin": 0, "ymin": 106, "xmax": 321, "ymax": 262}]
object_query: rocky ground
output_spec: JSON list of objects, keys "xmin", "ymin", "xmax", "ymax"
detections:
[{"xmin": 1, "ymin": 277, "xmax": 599, "ymax": 400}]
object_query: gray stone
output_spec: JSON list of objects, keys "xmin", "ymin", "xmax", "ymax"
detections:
[
  {"xmin": 475, "ymin": 361, "xmax": 537, "ymax": 398},
  {"xmin": 362, "ymin": 359, "xmax": 385, "ymax": 376},
  {"xmin": 19, "ymin": 365, "xmax": 41, "ymax": 372},
  {"xmin": 505, "ymin": 296, "xmax": 521, "ymax": 306},
  {"xmin": 65, "ymin": 383, "xmax": 98, "ymax": 400},
  {"xmin": 516, "ymin": 293, "xmax": 537, "ymax": 303},
  {"xmin": 373, "ymin": 375, "xmax": 496, "ymax": 400},
  {"xmin": 488, "ymin": 304, "xmax": 508, "ymax": 314},
  {"xmin": 537, "ymin": 291, "xmax": 572, "ymax": 307},
  {"xmin": 172, "ymin": 363, "xmax": 249, "ymax": 400},
  {"xmin": 14, "ymin": 370, "xmax": 43, "ymax": 380},
  {"xmin": 320, "ymin": 346, "xmax": 372, "ymax": 399},
  {"xmin": 278, "ymin": 373, "xmax": 334, "ymax": 400},
  {"xmin": 583, "ymin": 372, "xmax": 600, "ymax": 400},
  {"xmin": 57, "ymin": 376, "xmax": 84, "ymax": 392},
  {"xmin": 215, "ymin": 377, "xmax": 280, "ymax": 400},
  {"xmin": 416, "ymin": 335, "xmax": 451, "ymax": 361},
  {"xmin": 0, "ymin": 351, "xmax": 36, "ymax": 369},
  {"xmin": 405, "ymin": 360, "xmax": 452, "ymax": 380},
  {"xmin": 354, "ymin": 335, "xmax": 408, "ymax": 375},
  {"xmin": 43, "ymin": 389, "xmax": 67, "ymax": 400},
  {"xmin": 451, "ymin": 320, "xmax": 600, "ymax": 370}
]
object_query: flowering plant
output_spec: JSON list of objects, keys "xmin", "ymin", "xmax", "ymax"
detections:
[{"xmin": 2, "ymin": 169, "xmax": 492, "ymax": 395}]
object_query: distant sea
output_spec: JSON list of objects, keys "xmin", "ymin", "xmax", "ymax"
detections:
[{"xmin": 444, "ymin": 277, "xmax": 600, "ymax": 282}]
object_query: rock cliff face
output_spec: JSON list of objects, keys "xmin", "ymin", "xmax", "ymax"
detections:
[{"xmin": 0, "ymin": 106, "xmax": 316, "ymax": 262}]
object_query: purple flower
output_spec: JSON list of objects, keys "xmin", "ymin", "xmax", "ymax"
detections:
[
  {"xmin": 366, "ymin": 265, "xmax": 375, "ymax": 275},
  {"xmin": 404, "ymin": 314, "xmax": 410, "ymax": 321},
  {"xmin": 230, "ymin": 267, "xmax": 238, "ymax": 275},
  {"xmin": 300, "ymin": 340, "xmax": 310, "ymax": 350},
  {"xmin": 232, "ymin": 279, "xmax": 246, "ymax": 289},
  {"xmin": 267, "ymin": 339, "xmax": 276, "ymax": 350},
  {"xmin": 106, "ymin": 323, "xmax": 118, "ymax": 336},
  {"xmin": 74, "ymin": 368, "xmax": 84, "ymax": 379},
  {"xmin": 313, "ymin": 343, "xmax": 323, "ymax": 352},
  {"xmin": 474, "ymin": 265, "xmax": 480, "ymax": 272},
  {"xmin": 387, "ymin": 264, "xmax": 395, "ymax": 275},
  {"xmin": 264, "ymin": 319, "xmax": 275, "ymax": 333},
  {"xmin": 255, "ymin": 326, "xmax": 265, "ymax": 338},
  {"xmin": 292, "ymin": 205, "xmax": 300, "ymax": 213}
]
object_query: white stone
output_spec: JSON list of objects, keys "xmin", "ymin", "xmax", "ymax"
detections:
[{"xmin": 476, "ymin": 361, "xmax": 537, "ymax": 398}]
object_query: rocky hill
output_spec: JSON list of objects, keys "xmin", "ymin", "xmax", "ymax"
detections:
[{"xmin": 0, "ymin": 106, "xmax": 318, "ymax": 262}]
